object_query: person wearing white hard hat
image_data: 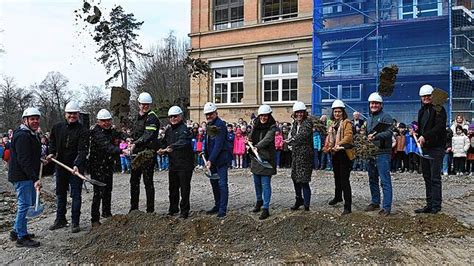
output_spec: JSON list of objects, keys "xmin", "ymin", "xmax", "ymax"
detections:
[
  {"xmin": 324, "ymin": 100, "xmax": 355, "ymax": 215},
  {"xmin": 46, "ymin": 101, "xmax": 89, "ymax": 233},
  {"xmin": 248, "ymin": 104, "xmax": 277, "ymax": 220},
  {"xmin": 158, "ymin": 106, "xmax": 194, "ymax": 219},
  {"xmin": 414, "ymin": 84, "xmax": 447, "ymax": 214},
  {"xmin": 129, "ymin": 92, "xmax": 160, "ymax": 214},
  {"xmin": 8, "ymin": 108, "xmax": 42, "ymax": 247},
  {"xmin": 285, "ymin": 101, "xmax": 313, "ymax": 211},
  {"xmin": 89, "ymin": 109, "xmax": 123, "ymax": 228},
  {"xmin": 365, "ymin": 92, "xmax": 394, "ymax": 216},
  {"xmin": 202, "ymin": 102, "xmax": 232, "ymax": 217}
]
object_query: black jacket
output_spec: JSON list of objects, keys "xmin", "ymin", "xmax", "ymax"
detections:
[
  {"xmin": 8, "ymin": 125, "xmax": 42, "ymax": 183},
  {"xmin": 417, "ymin": 104, "xmax": 447, "ymax": 149},
  {"xmin": 89, "ymin": 125, "xmax": 122, "ymax": 177},
  {"xmin": 250, "ymin": 117, "xmax": 277, "ymax": 176},
  {"xmin": 49, "ymin": 121, "xmax": 89, "ymax": 171},
  {"xmin": 161, "ymin": 121, "xmax": 194, "ymax": 171},
  {"xmin": 132, "ymin": 110, "xmax": 160, "ymax": 153}
]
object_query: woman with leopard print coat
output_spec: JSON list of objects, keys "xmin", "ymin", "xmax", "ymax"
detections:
[{"xmin": 286, "ymin": 101, "xmax": 314, "ymax": 211}]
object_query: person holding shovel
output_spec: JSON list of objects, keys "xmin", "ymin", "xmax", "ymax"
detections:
[
  {"xmin": 414, "ymin": 85, "xmax": 447, "ymax": 214},
  {"xmin": 203, "ymin": 102, "xmax": 232, "ymax": 218},
  {"xmin": 159, "ymin": 106, "xmax": 194, "ymax": 219},
  {"xmin": 89, "ymin": 109, "xmax": 123, "ymax": 228},
  {"xmin": 248, "ymin": 104, "xmax": 277, "ymax": 220},
  {"xmin": 46, "ymin": 101, "xmax": 89, "ymax": 233},
  {"xmin": 365, "ymin": 92, "xmax": 393, "ymax": 216},
  {"xmin": 8, "ymin": 107, "xmax": 43, "ymax": 247},
  {"xmin": 129, "ymin": 92, "xmax": 160, "ymax": 213}
]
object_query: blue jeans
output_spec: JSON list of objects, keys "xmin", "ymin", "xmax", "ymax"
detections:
[
  {"xmin": 12, "ymin": 180, "xmax": 35, "ymax": 239},
  {"xmin": 442, "ymin": 153, "xmax": 450, "ymax": 174},
  {"xmin": 210, "ymin": 165, "xmax": 229, "ymax": 215},
  {"xmin": 157, "ymin": 155, "xmax": 169, "ymax": 170},
  {"xmin": 120, "ymin": 156, "xmax": 131, "ymax": 172},
  {"xmin": 367, "ymin": 153, "xmax": 393, "ymax": 212},
  {"xmin": 321, "ymin": 152, "xmax": 332, "ymax": 169},
  {"xmin": 275, "ymin": 150, "xmax": 281, "ymax": 168},
  {"xmin": 312, "ymin": 150, "xmax": 320, "ymax": 169},
  {"xmin": 253, "ymin": 174, "xmax": 272, "ymax": 209}
]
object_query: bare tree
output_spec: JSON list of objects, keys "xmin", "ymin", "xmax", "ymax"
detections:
[
  {"xmin": 0, "ymin": 76, "xmax": 27, "ymax": 131},
  {"xmin": 80, "ymin": 85, "xmax": 110, "ymax": 118},
  {"xmin": 39, "ymin": 71, "xmax": 71, "ymax": 122},
  {"xmin": 133, "ymin": 32, "xmax": 190, "ymax": 118}
]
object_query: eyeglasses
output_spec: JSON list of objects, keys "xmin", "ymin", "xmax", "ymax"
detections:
[{"xmin": 168, "ymin": 115, "xmax": 179, "ymax": 119}]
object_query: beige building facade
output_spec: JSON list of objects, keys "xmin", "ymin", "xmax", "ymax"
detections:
[{"xmin": 189, "ymin": 0, "xmax": 313, "ymax": 123}]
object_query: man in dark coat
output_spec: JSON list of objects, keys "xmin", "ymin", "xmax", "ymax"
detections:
[
  {"xmin": 8, "ymin": 108, "xmax": 42, "ymax": 247},
  {"xmin": 129, "ymin": 92, "xmax": 160, "ymax": 213},
  {"xmin": 415, "ymin": 85, "xmax": 447, "ymax": 214},
  {"xmin": 47, "ymin": 101, "xmax": 89, "ymax": 233},
  {"xmin": 203, "ymin": 102, "xmax": 232, "ymax": 218},
  {"xmin": 159, "ymin": 106, "xmax": 194, "ymax": 219},
  {"xmin": 89, "ymin": 109, "xmax": 123, "ymax": 227}
]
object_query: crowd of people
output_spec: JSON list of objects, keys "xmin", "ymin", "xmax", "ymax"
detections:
[{"xmin": 4, "ymin": 85, "xmax": 474, "ymax": 248}]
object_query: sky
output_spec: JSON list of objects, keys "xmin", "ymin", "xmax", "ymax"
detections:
[{"xmin": 0, "ymin": 0, "xmax": 190, "ymax": 91}]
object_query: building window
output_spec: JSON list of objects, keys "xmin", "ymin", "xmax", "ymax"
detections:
[
  {"xmin": 321, "ymin": 84, "xmax": 362, "ymax": 101},
  {"xmin": 214, "ymin": 0, "xmax": 244, "ymax": 30},
  {"xmin": 213, "ymin": 67, "xmax": 244, "ymax": 104},
  {"xmin": 262, "ymin": 0, "xmax": 298, "ymax": 22},
  {"xmin": 325, "ymin": 57, "xmax": 362, "ymax": 76},
  {"xmin": 262, "ymin": 62, "xmax": 298, "ymax": 103},
  {"xmin": 399, "ymin": 0, "xmax": 442, "ymax": 19}
]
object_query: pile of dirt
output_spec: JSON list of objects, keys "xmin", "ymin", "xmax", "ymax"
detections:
[{"xmin": 70, "ymin": 210, "xmax": 471, "ymax": 264}]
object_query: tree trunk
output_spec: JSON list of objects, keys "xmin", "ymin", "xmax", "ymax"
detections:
[{"xmin": 122, "ymin": 42, "xmax": 128, "ymax": 90}]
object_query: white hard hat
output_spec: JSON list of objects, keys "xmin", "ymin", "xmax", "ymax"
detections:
[
  {"xmin": 419, "ymin": 84, "xmax": 434, "ymax": 96},
  {"xmin": 65, "ymin": 101, "xmax": 80, "ymax": 112},
  {"xmin": 257, "ymin": 104, "xmax": 272, "ymax": 116},
  {"xmin": 331, "ymin": 99, "xmax": 345, "ymax": 109},
  {"xmin": 292, "ymin": 101, "xmax": 307, "ymax": 112},
  {"xmin": 137, "ymin": 92, "xmax": 153, "ymax": 104},
  {"xmin": 203, "ymin": 102, "xmax": 217, "ymax": 114},
  {"xmin": 22, "ymin": 107, "xmax": 41, "ymax": 118},
  {"xmin": 96, "ymin": 109, "xmax": 112, "ymax": 120},
  {"xmin": 168, "ymin": 106, "xmax": 183, "ymax": 116},
  {"xmin": 368, "ymin": 92, "xmax": 383, "ymax": 103}
]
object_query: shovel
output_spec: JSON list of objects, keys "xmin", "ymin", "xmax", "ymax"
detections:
[
  {"xmin": 413, "ymin": 134, "xmax": 434, "ymax": 160},
  {"xmin": 26, "ymin": 163, "xmax": 45, "ymax": 218},
  {"xmin": 247, "ymin": 142, "xmax": 273, "ymax": 169},
  {"xmin": 200, "ymin": 154, "xmax": 220, "ymax": 180},
  {"xmin": 51, "ymin": 158, "xmax": 106, "ymax": 186}
]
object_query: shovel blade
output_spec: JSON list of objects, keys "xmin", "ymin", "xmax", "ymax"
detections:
[
  {"xmin": 251, "ymin": 154, "xmax": 273, "ymax": 169},
  {"xmin": 420, "ymin": 154, "xmax": 434, "ymax": 160},
  {"xmin": 26, "ymin": 204, "xmax": 44, "ymax": 218},
  {"xmin": 87, "ymin": 179, "xmax": 106, "ymax": 187}
]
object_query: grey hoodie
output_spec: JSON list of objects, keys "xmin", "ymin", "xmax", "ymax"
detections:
[{"xmin": 366, "ymin": 109, "xmax": 393, "ymax": 155}]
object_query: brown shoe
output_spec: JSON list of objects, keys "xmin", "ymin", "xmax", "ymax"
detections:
[
  {"xmin": 378, "ymin": 209, "xmax": 390, "ymax": 216},
  {"xmin": 364, "ymin": 204, "xmax": 380, "ymax": 212}
]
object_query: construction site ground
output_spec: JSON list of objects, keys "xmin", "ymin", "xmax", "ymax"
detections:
[{"xmin": 0, "ymin": 167, "xmax": 473, "ymax": 264}]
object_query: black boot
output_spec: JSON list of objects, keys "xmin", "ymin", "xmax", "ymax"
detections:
[
  {"xmin": 16, "ymin": 236, "xmax": 40, "ymax": 248},
  {"xmin": 49, "ymin": 219, "xmax": 67, "ymax": 231},
  {"xmin": 342, "ymin": 205, "xmax": 352, "ymax": 215},
  {"xmin": 290, "ymin": 197, "xmax": 304, "ymax": 211},
  {"xmin": 9, "ymin": 231, "xmax": 35, "ymax": 241},
  {"xmin": 252, "ymin": 200, "xmax": 263, "ymax": 213},
  {"xmin": 328, "ymin": 198, "xmax": 343, "ymax": 206},
  {"xmin": 259, "ymin": 208, "xmax": 270, "ymax": 220}
]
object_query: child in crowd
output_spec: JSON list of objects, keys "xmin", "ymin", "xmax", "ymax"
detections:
[
  {"xmin": 312, "ymin": 127, "xmax": 321, "ymax": 170},
  {"xmin": 193, "ymin": 127, "xmax": 206, "ymax": 169},
  {"xmin": 405, "ymin": 124, "xmax": 420, "ymax": 173},
  {"xmin": 467, "ymin": 124, "xmax": 474, "ymax": 176},
  {"xmin": 395, "ymin": 123, "xmax": 407, "ymax": 172},
  {"xmin": 274, "ymin": 129, "xmax": 283, "ymax": 168},
  {"xmin": 119, "ymin": 139, "xmax": 131, "ymax": 173},
  {"xmin": 157, "ymin": 129, "xmax": 169, "ymax": 171},
  {"xmin": 452, "ymin": 125, "xmax": 470, "ymax": 175},
  {"xmin": 226, "ymin": 124, "xmax": 235, "ymax": 168},
  {"xmin": 233, "ymin": 128, "xmax": 246, "ymax": 168}
]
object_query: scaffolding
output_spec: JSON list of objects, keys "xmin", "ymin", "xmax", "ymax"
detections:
[{"xmin": 312, "ymin": 0, "xmax": 473, "ymax": 123}]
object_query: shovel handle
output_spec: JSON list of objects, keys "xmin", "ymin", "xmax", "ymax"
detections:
[
  {"xmin": 51, "ymin": 158, "xmax": 105, "ymax": 186},
  {"xmin": 413, "ymin": 134, "xmax": 425, "ymax": 154},
  {"xmin": 34, "ymin": 191, "xmax": 40, "ymax": 211},
  {"xmin": 247, "ymin": 142, "xmax": 262, "ymax": 161},
  {"xmin": 200, "ymin": 154, "xmax": 213, "ymax": 176}
]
